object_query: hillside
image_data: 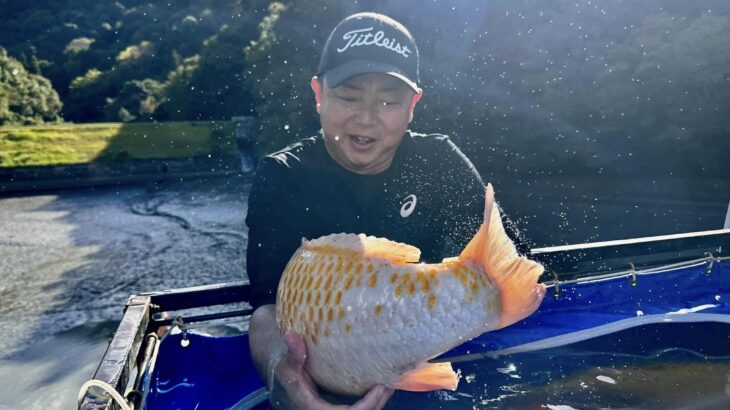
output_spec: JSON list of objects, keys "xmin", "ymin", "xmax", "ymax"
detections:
[{"xmin": 0, "ymin": 0, "xmax": 728, "ymax": 177}]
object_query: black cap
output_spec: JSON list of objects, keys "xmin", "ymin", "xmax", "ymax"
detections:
[{"xmin": 317, "ymin": 12, "xmax": 420, "ymax": 92}]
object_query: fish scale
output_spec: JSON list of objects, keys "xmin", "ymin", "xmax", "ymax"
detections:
[{"xmin": 276, "ymin": 184, "xmax": 546, "ymax": 396}]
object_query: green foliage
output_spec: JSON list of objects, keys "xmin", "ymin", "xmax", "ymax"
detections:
[
  {"xmin": 1, "ymin": 0, "xmax": 244, "ymax": 123},
  {"xmin": 64, "ymin": 37, "xmax": 95, "ymax": 55},
  {"xmin": 64, "ymin": 67, "xmax": 113, "ymax": 121},
  {"xmin": 115, "ymin": 41, "xmax": 154, "ymax": 63},
  {"xmin": 1, "ymin": 1, "xmax": 728, "ymax": 178},
  {"xmin": 0, "ymin": 121, "xmax": 237, "ymax": 167},
  {"xmin": 243, "ymin": 0, "xmax": 345, "ymax": 155},
  {"xmin": 69, "ymin": 68, "xmax": 103, "ymax": 90},
  {"xmin": 0, "ymin": 46, "xmax": 62, "ymax": 126}
]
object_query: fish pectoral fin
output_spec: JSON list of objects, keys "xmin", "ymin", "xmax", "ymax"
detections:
[{"xmin": 390, "ymin": 362, "xmax": 458, "ymax": 392}]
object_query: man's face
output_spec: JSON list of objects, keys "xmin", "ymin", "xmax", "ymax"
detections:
[{"xmin": 312, "ymin": 73, "xmax": 421, "ymax": 175}]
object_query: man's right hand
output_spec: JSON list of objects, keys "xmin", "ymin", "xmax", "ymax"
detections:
[{"xmin": 269, "ymin": 332, "xmax": 393, "ymax": 410}]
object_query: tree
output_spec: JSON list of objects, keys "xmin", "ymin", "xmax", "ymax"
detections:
[
  {"xmin": 243, "ymin": 0, "xmax": 349, "ymax": 155},
  {"xmin": 0, "ymin": 46, "xmax": 62, "ymax": 126}
]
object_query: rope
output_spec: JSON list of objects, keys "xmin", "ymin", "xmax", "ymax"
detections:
[
  {"xmin": 79, "ymin": 333, "xmax": 163, "ymax": 409},
  {"xmin": 547, "ymin": 255, "xmax": 728, "ymax": 288},
  {"xmin": 77, "ymin": 379, "xmax": 132, "ymax": 410},
  {"xmin": 140, "ymin": 332, "xmax": 162, "ymax": 405}
]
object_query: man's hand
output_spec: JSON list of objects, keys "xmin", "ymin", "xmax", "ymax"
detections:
[
  {"xmin": 269, "ymin": 332, "xmax": 394, "ymax": 410},
  {"xmin": 249, "ymin": 305, "xmax": 393, "ymax": 410}
]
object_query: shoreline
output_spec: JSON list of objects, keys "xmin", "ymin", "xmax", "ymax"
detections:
[{"xmin": 0, "ymin": 155, "xmax": 244, "ymax": 195}]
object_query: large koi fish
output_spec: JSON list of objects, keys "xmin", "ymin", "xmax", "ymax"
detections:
[{"xmin": 276, "ymin": 184, "xmax": 545, "ymax": 396}]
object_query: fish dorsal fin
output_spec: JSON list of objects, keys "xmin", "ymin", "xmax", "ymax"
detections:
[{"xmin": 305, "ymin": 233, "xmax": 421, "ymax": 263}]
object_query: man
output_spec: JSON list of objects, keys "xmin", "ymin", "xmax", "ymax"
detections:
[{"xmin": 246, "ymin": 12, "xmax": 526, "ymax": 409}]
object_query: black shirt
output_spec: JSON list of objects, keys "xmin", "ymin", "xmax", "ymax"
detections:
[{"xmin": 245, "ymin": 131, "xmax": 526, "ymax": 308}]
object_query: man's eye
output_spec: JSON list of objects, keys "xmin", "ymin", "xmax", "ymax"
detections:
[
  {"xmin": 337, "ymin": 95, "xmax": 357, "ymax": 102},
  {"xmin": 382, "ymin": 101, "xmax": 399, "ymax": 106}
]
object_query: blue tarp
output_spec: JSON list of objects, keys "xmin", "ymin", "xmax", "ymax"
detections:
[
  {"xmin": 146, "ymin": 332, "xmax": 265, "ymax": 409},
  {"xmin": 443, "ymin": 260, "xmax": 730, "ymax": 358},
  {"xmin": 146, "ymin": 261, "xmax": 729, "ymax": 409}
]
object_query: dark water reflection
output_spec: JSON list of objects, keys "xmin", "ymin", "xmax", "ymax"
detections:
[
  {"xmin": 387, "ymin": 322, "xmax": 730, "ymax": 410},
  {"xmin": 0, "ymin": 174, "xmax": 727, "ymax": 409}
]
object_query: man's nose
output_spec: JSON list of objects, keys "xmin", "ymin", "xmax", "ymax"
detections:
[{"xmin": 353, "ymin": 102, "xmax": 378, "ymax": 126}]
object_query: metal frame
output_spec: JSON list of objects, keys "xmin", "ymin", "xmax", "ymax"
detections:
[
  {"xmin": 78, "ymin": 228, "xmax": 730, "ymax": 409},
  {"xmin": 78, "ymin": 282, "xmax": 252, "ymax": 409},
  {"xmin": 531, "ymin": 228, "xmax": 730, "ymax": 281}
]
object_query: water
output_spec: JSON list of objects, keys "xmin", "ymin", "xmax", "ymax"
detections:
[
  {"xmin": 0, "ymin": 174, "xmax": 728, "ymax": 409},
  {"xmin": 0, "ymin": 176, "xmax": 248, "ymax": 409},
  {"xmin": 146, "ymin": 322, "xmax": 730, "ymax": 409},
  {"xmin": 388, "ymin": 322, "xmax": 730, "ymax": 409}
]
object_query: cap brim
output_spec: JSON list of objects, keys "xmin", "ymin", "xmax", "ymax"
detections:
[{"xmin": 322, "ymin": 60, "xmax": 421, "ymax": 93}]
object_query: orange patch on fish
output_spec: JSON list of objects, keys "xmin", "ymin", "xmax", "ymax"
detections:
[
  {"xmin": 428, "ymin": 293, "xmax": 437, "ymax": 309},
  {"xmin": 344, "ymin": 275, "xmax": 354, "ymax": 290},
  {"xmin": 374, "ymin": 304, "xmax": 383, "ymax": 316},
  {"xmin": 314, "ymin": 275, "xmax": 324, "ymax": 289},
  {"xmin": 335, "ymin": 291, "xmax": 342, "ymax": 305}
]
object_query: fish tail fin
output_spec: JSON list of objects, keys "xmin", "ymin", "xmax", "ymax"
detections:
[
  {"xmin": 390, "ymin": 362, "xmax": 458, "ymax": 392},
  {"xmin": 459, "ymin": 184, "xmax": 546, "ymax": 329}
]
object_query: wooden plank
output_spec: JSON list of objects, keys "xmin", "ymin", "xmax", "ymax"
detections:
[{"xmin": 79, "ymin": 295, "xmax": 151, "ymax": 410}]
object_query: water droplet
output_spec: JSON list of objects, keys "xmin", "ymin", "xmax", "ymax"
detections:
[{"xmin": 596, "ymin": 375, "xmax": 616, "ymax": 384}]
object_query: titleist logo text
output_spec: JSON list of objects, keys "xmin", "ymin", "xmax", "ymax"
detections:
[{"xmin": 337, "ymin": 27, "xmax": 412, "ymax": 58}]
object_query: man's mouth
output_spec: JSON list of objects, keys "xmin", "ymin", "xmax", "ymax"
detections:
[{"xmin": 350, "ymin": 135, "xmax": 375, "ymax": 146}]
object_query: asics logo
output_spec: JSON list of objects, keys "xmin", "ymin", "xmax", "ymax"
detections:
[{"xmin": 400, "ymin": 194, "xmax": 417, "ymax": 218}]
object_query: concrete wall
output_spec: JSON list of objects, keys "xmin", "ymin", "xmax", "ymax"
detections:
[{"xmin": 0, "ymin": 155, "xmax": 242, "ymax": 194}]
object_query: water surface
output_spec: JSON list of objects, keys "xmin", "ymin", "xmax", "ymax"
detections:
[{"xmin": 0, "ymin": 174, "xmax": 727, "ymax": 409}]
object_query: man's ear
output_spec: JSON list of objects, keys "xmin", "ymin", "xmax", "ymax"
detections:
[
  {"xmin": 311, "ymin": 77, "xmax": 323, "ymax": 114},
  {"xmin": 408, "ymin": 91, "xmax": 423, "ymax": 123}
]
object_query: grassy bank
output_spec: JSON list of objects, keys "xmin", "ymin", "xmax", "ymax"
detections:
[{"xmin": 0, "ymin": 121, "xmax": 237, "ymax": 167}]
